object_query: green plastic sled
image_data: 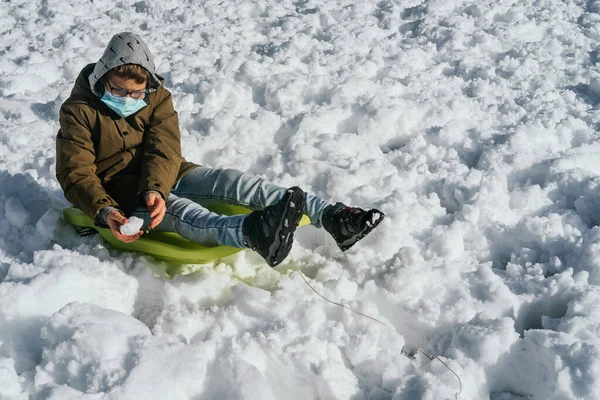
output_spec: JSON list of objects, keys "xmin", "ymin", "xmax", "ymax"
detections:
[{"xmin": 62, "ymin": 205, "xmax": 310, "ymax": 266}]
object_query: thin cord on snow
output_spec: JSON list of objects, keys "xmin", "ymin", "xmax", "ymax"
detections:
[
  {"xmin": 296, "ymin": 270, "xmax": 463, "ymax": 400},
  {"xmin": 297, "ymin": 269, "xmax": 390, "ymax": 325}
]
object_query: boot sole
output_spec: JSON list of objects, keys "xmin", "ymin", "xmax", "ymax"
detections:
[
  {"xmin": 266, "ymin": 187, "xmax": 306, "ymax": 267},
  {"xmin": 339, "ymin": 209, "xmax": 385, "ymax": 252}
]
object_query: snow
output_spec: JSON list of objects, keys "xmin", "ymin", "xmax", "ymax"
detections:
[
  {"xmin": 119, "ymin": 216, "xmax": 144, "ymax": 236},
  {"xmin": 1, "ymin": 0, "xmax": 600, "ymax": 398}
]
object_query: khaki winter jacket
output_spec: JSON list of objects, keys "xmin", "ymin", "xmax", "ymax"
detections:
[{"xmin": 55, "ymin": 63, "xmax": 198, "ymax": 227}]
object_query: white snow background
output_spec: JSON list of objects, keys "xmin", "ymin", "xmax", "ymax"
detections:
[{"xmin": 1, "ymin": 0, "xmax": 600, "ymax": 399}]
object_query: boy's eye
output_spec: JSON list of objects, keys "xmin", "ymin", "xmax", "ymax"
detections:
[
  {"xmin": 110, "ymin": 87, "xmax": 146, "ymax": 99},
  {"xmin": 112, "ymin": 87, "xmax": 129, "ymax": 96}
]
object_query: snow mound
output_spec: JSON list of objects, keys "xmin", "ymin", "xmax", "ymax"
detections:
[{"xmin": 36, "ymin": 302, "xmax": 151, "ymax": 393}]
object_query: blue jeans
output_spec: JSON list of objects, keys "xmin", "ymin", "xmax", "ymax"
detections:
[{"xmin": 130, "ymin": 167, "xmax": 329, "ymax": 248}]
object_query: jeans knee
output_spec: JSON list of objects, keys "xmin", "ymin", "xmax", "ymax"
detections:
[
  {"xmin": 218, "ymin": 168, "xmax": 246, "ymax": 183},
  {"xmin": 218, "ymin": 168, "xmax": 262, "ymax": 191}
]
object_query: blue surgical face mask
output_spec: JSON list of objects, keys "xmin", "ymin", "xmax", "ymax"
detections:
[{"xmin": 100, "ymin": 91, "xmax": 147, "ymax": 118}]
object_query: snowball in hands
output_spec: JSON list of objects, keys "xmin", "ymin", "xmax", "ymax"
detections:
[{"xmin": 119, "ymin": 216, "xmax": 144, "ymax": 236}]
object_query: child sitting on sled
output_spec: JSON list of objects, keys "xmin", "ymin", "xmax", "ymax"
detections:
[{"xmin": 55, "ymin": 32, "xmax": 384, "ymax": 267}]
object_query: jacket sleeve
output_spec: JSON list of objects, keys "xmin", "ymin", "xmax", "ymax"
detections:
[
  {"xmin": 55, "ymin": 104, "xmax": 120, "ymax": 227},
  {"xmin": 137, "ymin": 90, "xmax": 183, "ymax": 200}
]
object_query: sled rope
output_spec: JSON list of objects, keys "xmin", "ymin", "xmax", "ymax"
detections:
[{"xmin": 296, "ymin": 270, "xmax": 463, "ymax": 399}]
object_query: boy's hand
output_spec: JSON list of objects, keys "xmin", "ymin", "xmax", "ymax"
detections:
[
  {"xmin": 146, "ymin": 191, "xmax": 166, "ymax": 229},
  {"xmin": 106, "ymin": 210, "xmax": 143, "ymax": 243}
]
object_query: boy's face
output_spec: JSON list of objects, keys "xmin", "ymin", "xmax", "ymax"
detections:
[{"xmin": 104, "ymin": 75, "xmax": 147, "ymax": 99}]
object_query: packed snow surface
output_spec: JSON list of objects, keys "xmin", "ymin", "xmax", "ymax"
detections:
[{"xmin": 2, "ymin": 0, "xmax": 600, "ymax": 399}]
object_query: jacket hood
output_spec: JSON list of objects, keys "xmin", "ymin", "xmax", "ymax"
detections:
[
  {"xmin": 71, "ymin": 64, "xmax": 98, "ymax": 100},
  {"xmin": 88, "ymin": 32, "xmax": 161, "ymax": 96}
]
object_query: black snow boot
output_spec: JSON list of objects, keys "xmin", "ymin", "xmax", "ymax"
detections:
[
  {"xmin": 322, "ymin": 203, "xmax": 384, "ymax": 251},
  {"xmin": 242, "ymin": 187, "xmax": 306, "ymax": 267}
]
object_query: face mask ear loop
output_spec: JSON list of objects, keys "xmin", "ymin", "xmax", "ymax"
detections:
[{"xmin": 94, "ymin": 79, "xmax": 106, "ymax": 98}]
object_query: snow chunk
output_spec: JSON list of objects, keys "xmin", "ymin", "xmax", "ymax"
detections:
[
  {"xmin": 5, "ymin": 197, "xmax": 30, "ymax": 229},
  {"xmin": 109, "ymin": 338, "xmax": 213, "ymax": 399},
  {"xmin": 0, "ymin": 356, "xmax": 26, "ymax": 399},
  {"xmin": 427, "ymin": 222, "xmax": 465, "ymax": 260},
  {"xmin": 452, "ymin": 316, "xmax": 519, "ymax": 366},
  {"xmin": 35, "ymin": 209, "xmax": 61, "ymax": 240},
  {"xmin": 120, "ymin": 216, "xmax": 144, "ymax": 236},
  {"xmin": 0, "ymin": 74, "xmax": 48, "ymax": 96}
]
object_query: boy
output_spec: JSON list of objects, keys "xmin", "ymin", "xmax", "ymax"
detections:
[{"xmin": 55, "ymin": 32, "xmax": 384, "ymax": 267}]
